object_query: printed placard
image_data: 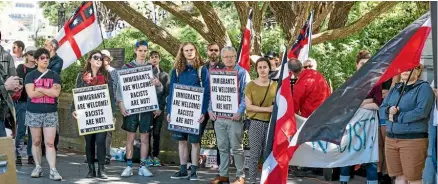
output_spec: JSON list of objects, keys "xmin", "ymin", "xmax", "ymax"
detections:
[
  {"xmin": 72, "ymin": 84, "xmax": 115, "ymax": 136},
  {"xmin": 210, "ymin": 70, "xmax": 239, "ymax": 118},
  {"xmin": 168, "ymin": 84, "xmax": 204, "ymax": 135},
  {"xmin": 118, "ymin": 65, "xmax": 159, "ymax": 114}
]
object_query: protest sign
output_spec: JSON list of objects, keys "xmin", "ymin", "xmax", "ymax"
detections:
[
  {"xmin": 210, "ymin": 70, "xmax": 239, "ymax": 118},
  {"xmin": 169, "ymin": 84, "xmax": 204, "ymax": 135},
  {"xmin": 118, "ymin": 65, "xmax": 159, "ymax": 114},
  {"xmin": 289, "ymin": 108, "xmax": 379, "ymax": 168},
  {"xmin": 0, "ymin": 137, "xmax": 18, "ymax": 184},
  {"xmin": 73, "ymin": 84, "xmax": 115, "ymax": 136}
]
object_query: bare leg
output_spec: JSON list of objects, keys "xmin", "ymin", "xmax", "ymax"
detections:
[
  {"xmin": 43, "ymin": 127, "xmax": 57, "ymax": 169},
  {"xmin": 191, "ymin": 143, "xmax": 200, "ymax": 167},
  {"xmin": 179, "ymin": 141, "xmax": 188, "ymax": 165},
  {"xmin": 30, "ymin": 128, "xmax": 42, "ymax": 166},
  {"xmin": 140, "ymin": 133, "xmax": 150, "ymax": 160},
  {"xmin": 125, "ymin": 133, "xmax": 136, "ymax": 159},
  {"xmin": 395, "ymin": 176, "xmax": 408, "ymax": 184}
]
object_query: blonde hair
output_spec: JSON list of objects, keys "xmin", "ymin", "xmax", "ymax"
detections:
[{"xmin": 174, "ymin": 42, "xmax": 203, "ymax": 73}]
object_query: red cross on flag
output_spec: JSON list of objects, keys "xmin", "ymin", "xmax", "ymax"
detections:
[{"xmin": 56, "ymin": 1, "xmax": 103, "ymax": 70}]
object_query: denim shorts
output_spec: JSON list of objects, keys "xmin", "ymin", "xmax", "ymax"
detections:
[
  {"xmin": 379, "ymin": 119, "xmax": 386, "ymax": 126},
  {"xmin": 25, "ymin": 111, "xmax": 59, "ymax": 128}
]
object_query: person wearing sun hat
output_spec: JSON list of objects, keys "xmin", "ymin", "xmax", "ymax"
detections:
[
  {"xmin": 15, "ymin": 45, "xmax": 38, "ymax": 166},
  {"xmin": 101, "ymin": 49, "xmax": 118, "ymax": 165}
]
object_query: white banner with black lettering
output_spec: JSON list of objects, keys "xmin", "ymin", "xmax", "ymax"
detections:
[
  {"xmin": 210, "ymin": 70, "xmax": 239, "ymax": 118},
  {"xmin": 290, "ymin": 108, "xmax": 379, "ymax": 168},
  {"xmin": 118, "ymin": 65, "xmax": 159, "ymax": 114},
  {"xmin": 72, "ymin": 84, "xmax": 115, "ymax": 136},
  {"xmin": 169, "ymin": 84, "xmax": 204, "ymax": 135}
]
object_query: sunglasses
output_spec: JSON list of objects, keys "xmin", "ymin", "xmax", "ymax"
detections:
[
  {"xmin": 209, "ymin": 49, "xmax": 219, "ymax": 52},
  {"xmin": 39, "ymin": 56, "xmax": 48, "ymax": 60},
  {"xmin": 303, "ymin": 65, "xmax": 313, "ymax": 69},
  {"xmin": 92, "ymin": 55, "xmax": 103, "ymax": 61}
]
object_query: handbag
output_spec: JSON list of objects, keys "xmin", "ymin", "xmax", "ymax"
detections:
[{"xmin": 243, "ymin": 80, "xmax": 271, "ymax": 130}]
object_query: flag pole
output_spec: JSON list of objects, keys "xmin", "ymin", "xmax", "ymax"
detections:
[
  {"xmin": 395, "ymin": 69, "xmax": 415, "ymax": 107},
  {"xmin": 94, "ymin": 1, "xmax": 106, "ymax": 49},
  {"xmin": 429, "ymin": 2, "xmax": 438, "ymax": 181}
]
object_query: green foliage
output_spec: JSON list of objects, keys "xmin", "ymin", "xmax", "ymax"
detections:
[
  {"xmin": 39, "ymin": 2, "xmax": 81, "ymax": 26},
  {"xmin": 312, "ymin": 2, "xmax": 427, "ymax": 89}
]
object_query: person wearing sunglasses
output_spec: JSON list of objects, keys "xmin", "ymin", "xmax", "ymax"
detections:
[
  {"xmin": 116, "ymin": 40, "xmax": 162, "ymax": 178},
  {"xmin": 379, "ymin": 64, "xmax": 434, "ymax": 184},
  {"xmin": 71, "ymin": 50, "xmax": 116, "ymax": 179},
  {"xmin": 14, "ymin": 46, "xmax": 37, "ymax": 166},
  {"xmin": 302, "ymin": 58, "xmax": 317, "ymax": 70},
  {"xmin": 24, "ymin": 48, "xmax": 62, "ymax": 181},
  {"xmin": 205, "ymin": 43, "xmax": 224, "ymax": 70},
  {"xmin": 145, "ymin": 51, "xmax": 170, "ymax": 167},
  {"xmin": 12, "ymin": 40, "xmax": 25, "ymax": 68}
]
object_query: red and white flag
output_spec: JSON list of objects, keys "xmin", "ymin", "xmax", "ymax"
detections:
[
  {"xmin": 287, "ymin": 12, "xmax": 312, "ymax": 61},
  {"xmin": 237, "ymin": 8, "xmax": 252, "ymax": 73},
  {"xmin": 56, "ymin": 1, "xmax": 103, "ymax": 70}
]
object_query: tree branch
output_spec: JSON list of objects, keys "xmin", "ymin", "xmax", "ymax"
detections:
[
  {"xmin": 193, "ymin": 1, "xmax": 230, "ymax": 47},
  {"xmin": 101, "ymin": 1, "xmax": 181, "ymax": 56},
  {"xmin": 153, "ymin": 2, "xmax": 208, "ymax": 35},
  {"xmin": 313, "ymin": 2, "xmax": 398, "ymax": 44},
  {"xmin": 234, "ymin": 1, "xmax": 249, "ymax": 31},
  {"xmin": 328, "ymin": 2, "xmax": 355, "ymax": 30},
  {"xmin": 312, "ymin": 2, "xmax": 335, "ymax": 33}
]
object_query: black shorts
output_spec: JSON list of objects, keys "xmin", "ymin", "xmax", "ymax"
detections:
[
  {"xmin": 121, "ymin": 112, "xmax": 153, "ymax": 133},
  {"xmin": 171, "ymin": 115, "xmax": 208, "ymax": 143}
]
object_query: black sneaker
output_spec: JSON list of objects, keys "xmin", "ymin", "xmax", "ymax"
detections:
[
  {"xmin": 105, "ymin": 158, "xmax": 111, "ymax": 165},
  {"xmin": 28, "ymin": 156, "xmax": 35, "ymax": 165},
  {"xmin": 189, "ymin": 172, "xmax": 199, "ymax": 181},
  {"xmin": 170, "ymin": 171, "xmax": 189, "ymax": 179},
  {"xmin": 16, "ymin": 156, "xmax": 22, "ymax": 166}
]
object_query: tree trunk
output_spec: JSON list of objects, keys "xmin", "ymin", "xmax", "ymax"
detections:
[
  {"xmin": 313, "ymin": 2, "xmax": 398, "ymax": 44},
  {"xmin": 102, "ymin": 1, "xmax": 181, "ymax": 56},
  {"xmin": 193, "ymin": 2, "xmax": 231, "ymax": 47},
  {"xmin": 328, "ymin": 2, "xmax": 355, "ymax": 30},
  {"xmin": 312, "ymin": 2, "xmax": 335, "ymax": 33}
]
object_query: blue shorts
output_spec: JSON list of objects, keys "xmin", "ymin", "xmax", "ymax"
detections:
[
  {"xmin": 172, "ymin": 119, "xmax": 207, "ymax": 143},
  {"xmin": 379, "ymin": 119, "xmax": 386, "ymax": 126}
]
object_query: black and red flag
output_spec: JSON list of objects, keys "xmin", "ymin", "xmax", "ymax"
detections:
[
  {"xmin": 237, "ymin": 8, "xmax": 253, "ymax": 73},
  {"xmin": 296, "ymin": 12, "xmax": 431, "ymax": 145}
]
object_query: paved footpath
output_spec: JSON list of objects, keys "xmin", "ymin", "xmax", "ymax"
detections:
[{"xmin": 17, "ymin": 150, "xmax": 365, "ymax": 184}]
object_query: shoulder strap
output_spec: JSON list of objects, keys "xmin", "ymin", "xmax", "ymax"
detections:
[
  {"xmin": 23, "ymin": 65, "xmax": 26, "ymax": 74},
  {"xmin": 198, "ymin": 67, "xmax": 203, "ymax": 87},
  {"xmin": 259, "ymin": 80, "xmax": 271, "ymax": 107}
]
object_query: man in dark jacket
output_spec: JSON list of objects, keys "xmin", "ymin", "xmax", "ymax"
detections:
[{"xmin": 44, "ymin": 39, "xmax": 63, "ymax": 75}]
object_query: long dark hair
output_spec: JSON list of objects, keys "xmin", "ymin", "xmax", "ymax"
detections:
[
  {"xmin": 356, "ymin": 50, "xmax": 371, "ymax": 64},
  {"xmin": 83, "ymin": 50, "xmax": 109, "ymax": 81},
  {"xmin": 255, "ymin": 57, "xmax": 272, "ymax": 77}
]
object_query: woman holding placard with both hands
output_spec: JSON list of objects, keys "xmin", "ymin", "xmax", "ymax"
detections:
[
  {"xmin": 167, "ymin": 42, "xmax": 210, "ymax": 181},
  {"xmin": 244, "ymin": 57, "xmax": 277, "ymax": 184},
  {"xmin": 71, "ymin": 50, "xmax": 116, "ymax": 179}
]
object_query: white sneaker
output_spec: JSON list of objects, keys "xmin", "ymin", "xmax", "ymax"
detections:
[
  {"xmin": 138, "ymin": 166, "xmax": 153, "ymax": 177},
  {"xmin": 31, "ymin": 165, "xmax": 43, "ymax": 178},
  {"xmin": 121, "ymin": 166, "xmax": 133, "ymax": 177},
  {"xmin": 49, "ymin": 168, "xmax": 62, "ymax": 181}
]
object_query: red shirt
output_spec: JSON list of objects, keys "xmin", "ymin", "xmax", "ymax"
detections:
[{"xmin": 292, "ymin": 69, "xmax": 331, "ymax": 118}]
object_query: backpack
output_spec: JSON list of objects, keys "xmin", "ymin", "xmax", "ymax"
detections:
[
  {"xmin": 12, "ymin": 66, "xmax": 26, "ymax": 101},
  {"xmin": 176, "ymin": 67, "xmax": 203, "ymax": 87}
]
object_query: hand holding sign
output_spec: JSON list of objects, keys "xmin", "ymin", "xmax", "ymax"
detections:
[
  {"xmin": 232, "ymin": 113, "xmax": 241, "ymax": 121},
  {"xmin": 72, "ymin": 111, "xmax": 78, "ymax": 119},
  {"xmin": 208, "ymin": 111, "xmax": 217, "ymax": 121},
  {"xmin": 198, "ymin": 114, "xmax": 205, "ymax": 123},
  {"xmin": 119, "ymin": 102, "xmax": 129, "ymax": 117},
  {"xmin": 152, "ymin": 78, "xmax": 161, "ymax": 86},
  {"xmin": 153, "ymin": 110, "xmax": 161, "ymax": 118}
]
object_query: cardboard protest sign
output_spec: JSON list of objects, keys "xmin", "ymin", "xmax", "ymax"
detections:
[
  {"xmin": 0, "ymin": 137, "xmax": 17, "ymax": 184},
  {"xmin": 72, "ymin": 84, "xmax": 115, "ymax": 136},
  {"xmin": 118, "ymin": 65, "xmax": 159, "ymax": 114},
  {"xmin": 290, "ymin": 108, "xmax": 379, "ymax": 168},
  {"xmin": 210, "ymin": 70, "xmax": 239, "ymax": 118},
  {"xmin": 168, "ymin": 84, "xmax": 204, "ymax": 135}
]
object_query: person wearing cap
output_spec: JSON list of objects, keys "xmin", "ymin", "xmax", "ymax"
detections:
[
  {"xmin": 15, "ymin": 46, "xmax": 37, "ymax": 166},
  {"xmin": 264, "ymin": 51, "xmax": 280, "ymax": 71},
  {"xmin": 44, "ymin": 39, "xmax": 63, "ymax": 75},
  {"xmin": 101, "ymin": 49, "xmax": 118, "ymax": 164},
  {"xmin": 12, "ymin": 40, "xmax": 25, "ymax": 68},
  {"xmin": 116, "ymin": 40, "xmax": 163, "ymax": 177}
]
